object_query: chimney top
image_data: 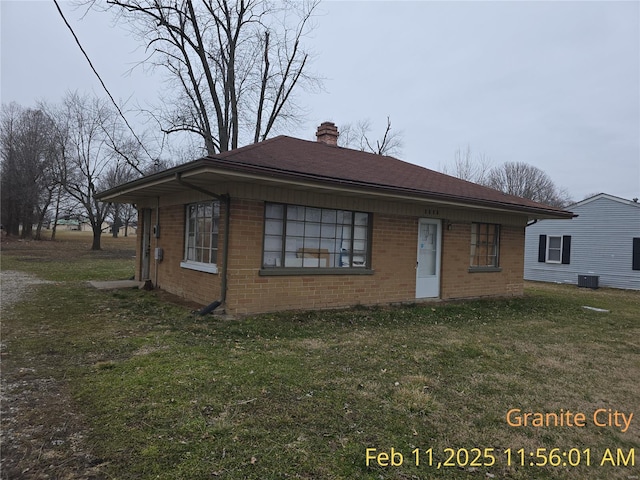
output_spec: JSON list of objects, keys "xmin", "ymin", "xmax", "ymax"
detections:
[{"xmin": 316, "ymin": 122, "xmax": 339, "ymax": 146}]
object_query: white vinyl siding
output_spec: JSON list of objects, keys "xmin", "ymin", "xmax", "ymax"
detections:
[{"xmin": 524, "ymin": 195, "xmax": 640, "ymax": 290}]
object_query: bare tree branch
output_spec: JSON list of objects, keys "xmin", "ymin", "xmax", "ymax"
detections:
[
  {"xmin": 339, "ymin": 116, "xmax": 403, "ymax": 156},
  {"xmin": 43, "ymin": 92, "xmax": 147, "ymax": 249},
  {"xmin": 441, "ymin": 144, "xmax": 492, "ymax": 184},
  {"xmin": 85, "ymin": 0, "xmax": 320, "ymax": 155}
]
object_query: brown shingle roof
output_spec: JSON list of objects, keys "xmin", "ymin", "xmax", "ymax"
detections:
[
  {"xmin": 208, "ymin": 135, "xmax": 570, "ymax": 217},
  {"xmin": 98, "ymin": 134, "xmax": 572, "ymax": 219}
]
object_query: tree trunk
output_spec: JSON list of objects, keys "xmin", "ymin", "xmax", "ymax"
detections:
[
  {"xmin": 34, "ymin": 222, "xmax": 43, "ymax": 241},
  {"xmin": 34, "ymin": 193, "xmax": 52, "ymax": 241},
  {"xmin": 21, "ymin": 221, "xmax": 33, "ymax": 239},
  {"xmin": 51, "ymin": 187, "xmax": 62, "ymax": 241},
  {"xmin": 6, "ymin": 216, "xmax": 20, "ymax": 236},
  {"xmin": 112, "ymin": 211, "xmax": 121, "ymax": 238},
  {"xmin": 91, "ymin": 225, "xmax": 102, "ymax": 250}
]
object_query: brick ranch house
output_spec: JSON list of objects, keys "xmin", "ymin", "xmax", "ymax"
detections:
[{"xmin": 98, "ymin": 123, "xmax": 573, "ymax": 316}]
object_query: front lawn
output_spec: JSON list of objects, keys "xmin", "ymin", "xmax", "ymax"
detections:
[{"xmin": 1, "ymin": 235, "xmax": 638, "ymax": 479}]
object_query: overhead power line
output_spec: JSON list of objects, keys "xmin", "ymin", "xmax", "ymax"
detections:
[{"xmin": 52, "ymin": 0, "xmax": 152, "ymax": 174}]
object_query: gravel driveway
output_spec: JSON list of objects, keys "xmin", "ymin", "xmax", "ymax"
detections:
[
  {"xmin": 1, "ymin": 271, "xmax": 104, "ymax": 479},
  {"xmin": 1, "ymin": 270, "xmax": 54, "ymax": 311}
]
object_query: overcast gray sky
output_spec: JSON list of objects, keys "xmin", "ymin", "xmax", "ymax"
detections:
[{"xmin": 2, "ymin": 0, "xmax": 639, "ymax": 202}]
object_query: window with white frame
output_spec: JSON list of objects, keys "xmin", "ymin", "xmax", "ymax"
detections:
[
  {"xmin": 181, "ymin": 201, "xmax": 220, "ymax": 273},
  {"xmin": 546, "ymin": 235, "xmax": 562, "ymax": 263},
  {"xmin": 537, "ymin": 234, "xmax": 571, "ymax": 265},
  {"xmin": 470, "ymin": 223, "xmax": 500, "ymax": 268},
  {"xmin": 262, "ymin": 203, "xmax": 370, "ymax": 269}
]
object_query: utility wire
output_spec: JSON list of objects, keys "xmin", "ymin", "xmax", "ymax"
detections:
[{"xmin": 52, "ymin": 0, "xmax": 151, "ymax": 175}]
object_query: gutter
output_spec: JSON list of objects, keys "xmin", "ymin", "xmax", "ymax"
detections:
[
  {"xmin": 527, "ymin": 212, "xmax": 579, "ymax": 227},
  {"xmin": 195, "ymin": 158, "xmax": 575, "ymax": 219},
  {"xmin": 98, "ymin": 162, "xmax": 573, "ymax": 218},
  {"xmin": 175, "ymin": 172, "xmax": 225, "ymax": 201},
  {"xmin": 98, "ymin": 159, "xmax": 574, "ymax": 220}
]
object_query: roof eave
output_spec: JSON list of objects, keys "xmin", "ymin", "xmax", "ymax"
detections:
[
  {"xmin": 97, "ymin": 159, "xmax": 573, "ymax": 220},
  {"xmin": 97, "ymin": 158, "xmax": 213, "ymax": 201}
]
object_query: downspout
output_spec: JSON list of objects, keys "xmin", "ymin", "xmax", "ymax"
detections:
[
  {"xmin": 220, "ymin": 193, "xmax": 230, "ymax": 305},
  {"xmin": 175, "ymin": 173, "xmax": 229, "ymax": 316},
  {"xmin": 526, "ymin": 219, "xmax": 538, "ymax": 228},
  {"xmin": 197, "ymin": 194, "xmax": 230, "ymax": 316},
  {"xmin": 155, "ymin": 197, "xmax": 160, "ymax": 288}
]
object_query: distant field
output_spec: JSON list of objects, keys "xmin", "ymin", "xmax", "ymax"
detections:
[
  {"xmin": 0, "ymin": 230, "xmax": 136, "ymax": 281},
  {"xmin": 1, "ymin": 234, "xmax": 638, "ymax": 479}
]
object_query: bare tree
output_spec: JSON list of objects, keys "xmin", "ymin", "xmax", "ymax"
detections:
[
  {"xmin": 104, "ymin": 161, "xmax": 139, "ymax": 237},
  {"xmin": 1, "ymin": 103, "xmax": 22, "ymax": 236},
  {"xmin": 49, "ymin": 92, "xmax": 139, "ymax": 250},
  {"xmin": 120, "ymin": 203, "xmax": 138, "ymax": 237},
  {"xmin": 46, "ymin": 113, "xmax": 79, "ymax": 242},
  {"xmin": 0, "ymin": 103, "xmax": 60, "ymax": 239},
  {"xmin": 485, "ymin": 161, "xmax": 572, "ymax": 207},
  {"xmin": 49, "ymin": 183, "xmax": 70, "ymax": 241},
  {"xmin": 439, "ymin": 146, "xmax": 572, "ymax": 207},
  {"xmin": 441, "ymin": 144, "xmax": 492, "ymax": 184},
  {"xmin": 339, "ymin": 116, "xmax": 403, "ymax": 156},
  {"xmin": 83, "ymin": 0, "xmax": 320, "ymax": 155}
]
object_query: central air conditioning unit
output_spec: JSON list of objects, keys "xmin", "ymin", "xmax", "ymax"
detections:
[{"xmin": 577, "ymin": 275, "xmax": 599, "ymax": 289}]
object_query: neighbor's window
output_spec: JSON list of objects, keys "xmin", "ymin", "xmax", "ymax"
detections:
[
  {"xmin": 537, "ymin": 234, "xmax": 571, "ymax": 265},
  {"xmin": 546, "ymin": 235, "xmax": 562, "ymax": 263},
  {"xmin": 181, "ymin": 201, "xmax": 220, "ymax": 273},
  {"xmin": 470, "ymin": 223, "xmax": 500, "ymax": 268},
  {"xmin": 262, "ymin": 203, "xmax": 370, "ymax": 269}
]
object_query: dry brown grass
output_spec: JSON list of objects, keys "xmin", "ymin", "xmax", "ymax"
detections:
[{"xmin": 1, "ymin": 238, "xmax": 638, "ymax": 479}]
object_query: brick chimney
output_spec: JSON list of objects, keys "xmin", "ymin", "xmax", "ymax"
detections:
[{"xmin": 316, "ymin": 122, "xmax": 339, "ymax": 146}]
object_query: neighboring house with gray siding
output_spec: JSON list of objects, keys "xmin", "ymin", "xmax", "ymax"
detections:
[{"xmin": 524, "ymin": 193, "xmax": 640, "ymax": 290}]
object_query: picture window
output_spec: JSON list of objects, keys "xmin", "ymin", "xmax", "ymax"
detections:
[{"xmin": 263, "ymin": 203, "xmax": 370, "ymax": 269}]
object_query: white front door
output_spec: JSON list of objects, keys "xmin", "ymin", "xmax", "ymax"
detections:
[{"xmin": 416, "ymin": 218, "xmax": 441, "ymax": 298}]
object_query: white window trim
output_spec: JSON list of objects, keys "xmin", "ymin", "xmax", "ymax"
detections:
[
  {"xmin": 546, "ymin": 235, "xmax": 563, "ymax": 264},
  {"xmin": 180, "ymin": 260, "xmax": 218, "ymax": 274},
  {"xmin": 181, "ymin": 201, "xmax": 219, "ymax": 274}
]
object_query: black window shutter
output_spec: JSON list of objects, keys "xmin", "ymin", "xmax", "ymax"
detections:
[
  {"xmin": 561, "ymin": 236, "xmax": 571, "ymax": 264},
  {"xmin": 633, "ymin": 238, "xmax": 640, "ymax": 271},
  {"xmin": 538, "ymin": 235, "xmax": 547, "ymax": 263}
]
